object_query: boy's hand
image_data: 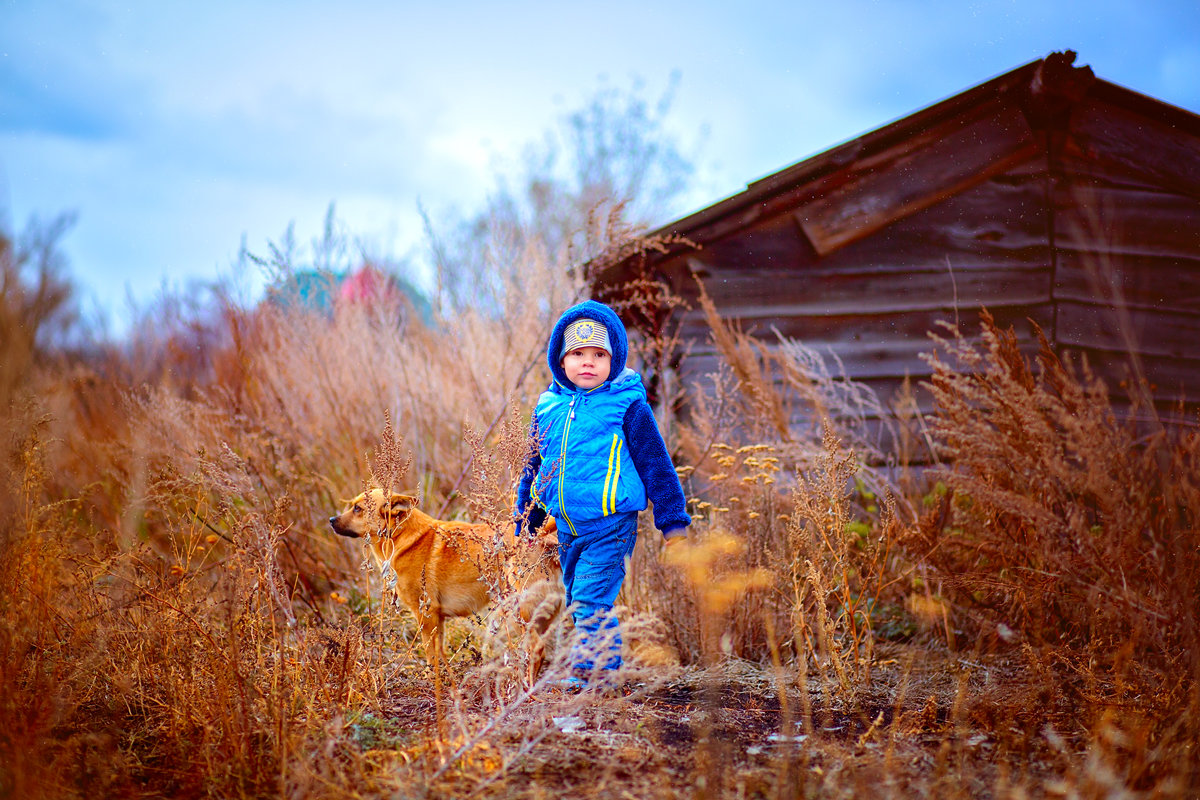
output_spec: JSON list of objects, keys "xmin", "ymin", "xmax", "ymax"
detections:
[{"xmin": 662, "ymin": 535, "xmax": 689, "ymax": 567}]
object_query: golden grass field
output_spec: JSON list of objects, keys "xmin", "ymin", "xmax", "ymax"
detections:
[{"xmin": 1, "ymin": 230, "xmax": 1197, "ymax": 799}]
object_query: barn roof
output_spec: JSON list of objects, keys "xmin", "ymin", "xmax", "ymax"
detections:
[
  {"xmin": 599, "ymin": 50, "xmax": 1200, "ymax": 283},
  {"xmin": 596, "ymin": 51, "xmax": 1200, "ymax": 431}
]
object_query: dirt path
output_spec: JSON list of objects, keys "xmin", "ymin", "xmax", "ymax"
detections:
[{"xmin": 370, "ymin": 648, "xmax": 1062, "ymax": 799}]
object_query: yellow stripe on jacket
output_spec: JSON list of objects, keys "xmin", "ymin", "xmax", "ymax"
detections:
[{"xmin": 602, "ymin": 433, "xmax": 619, "ymax": 515}]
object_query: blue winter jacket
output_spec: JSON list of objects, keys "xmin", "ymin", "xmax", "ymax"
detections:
[{"xmin": 515, "ymin": 300, "xmax": 691, "ymax": 539}]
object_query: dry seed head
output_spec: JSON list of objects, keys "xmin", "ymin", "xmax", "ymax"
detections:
[
  {"xmin": 907, "ymin": 593, "xmax": 950, "ymax": 627},
  {"xmin": 702, "ymin": 569, "xmax": 775, "ymax": 614},
  {"xmin": 666, "ymin": 531, "xmax": 775, "ymax": 614}
]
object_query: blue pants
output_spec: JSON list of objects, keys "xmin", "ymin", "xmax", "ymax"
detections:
[{"xmin": 557, "ymin": 512, "xmax": 638, "ymax": 673}]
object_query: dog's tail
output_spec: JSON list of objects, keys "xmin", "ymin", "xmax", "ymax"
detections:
[{"xmin": 518, "ymin": 582, "xmax": 563, "ymax": 633}]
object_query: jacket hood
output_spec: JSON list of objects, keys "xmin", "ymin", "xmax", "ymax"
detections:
[{"xmin": 548, "ymin": 299, "xmax": 629, "ymax": 390}]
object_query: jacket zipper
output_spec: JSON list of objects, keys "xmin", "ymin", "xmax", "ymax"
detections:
[{"xmin": 558, "ymin": 395, "xmax": 579, "ymax": 536}]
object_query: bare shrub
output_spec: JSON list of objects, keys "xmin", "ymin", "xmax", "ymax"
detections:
[
  {"xmin": 906, "ymin": 310, "xmax": 1200, "ymax": 756},
  {"xmin": 917, "ymin": 312, "xmax": 1199, "ymax": 657},
  {"xmin": 0, "ymin": 213, "xmax": 80, "ymax": 407}
]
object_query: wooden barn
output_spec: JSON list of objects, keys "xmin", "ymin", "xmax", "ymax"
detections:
[{"xmin": 595, "ymin": 51, "xmax": 1200, "ymax": 441}]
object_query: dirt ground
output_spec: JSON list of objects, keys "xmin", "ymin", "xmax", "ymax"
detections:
[{"xmin": 367, "ymin": 644, "xmax": 1072, "ymax": 799}]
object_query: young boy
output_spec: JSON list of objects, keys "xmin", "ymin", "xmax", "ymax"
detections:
[{"xmin": 515, "ymin": 299, "xmax": 690, "ymax": 687}]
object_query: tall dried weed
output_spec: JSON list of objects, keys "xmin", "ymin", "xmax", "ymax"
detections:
[{"xmin": 4, "ymin": 216, "xmax": 1198, "ymax": 797}]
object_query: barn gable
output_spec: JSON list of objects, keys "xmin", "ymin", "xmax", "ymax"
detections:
[{"xmin": 597, "ymin": 51, "xmax": 1200, "ymax": 431}]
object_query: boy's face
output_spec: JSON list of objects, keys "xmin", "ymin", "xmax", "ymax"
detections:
[{"xmin": 562, "ymin": 346, "xmax": 611, "ymax": 389}]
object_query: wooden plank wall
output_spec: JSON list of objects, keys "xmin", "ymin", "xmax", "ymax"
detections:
[
  {"xmin": 661, "ymin": 156, "xmax": 1053, "ymax": 439},
  {"xmin": 637, "ymin": 95, "xmax": 1200, "ymax": 459},
  {"xmin": 1052, "ymin": 97, "xmax": 1200, "ymax": 416}
]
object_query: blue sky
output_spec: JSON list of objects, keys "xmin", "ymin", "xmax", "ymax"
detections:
[{"xmin": 3, "ymin": 1, "xmax": 1199, "ymax": 330}]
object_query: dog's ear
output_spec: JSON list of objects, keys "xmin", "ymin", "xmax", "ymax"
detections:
[{"xmin": 384, "ymin": 493, "xmax": 418, "ymax": 518}]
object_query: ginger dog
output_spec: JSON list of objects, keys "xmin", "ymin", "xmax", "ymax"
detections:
[{"xmin": 329, "ymin": 489, "xmax": 561, "ymax": 685}]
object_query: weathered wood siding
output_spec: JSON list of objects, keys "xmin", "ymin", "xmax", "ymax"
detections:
[
  {"xmin": 604, "ymin": 59, "xmax": 1200, "ymax": 452},
  {"xmin": 1051, "ymin": 92, "xmax": 1200, "ymax": 411},
  {"xmin": 658, "ymin": 156, "xmax": 1055, "ymax": 427}
]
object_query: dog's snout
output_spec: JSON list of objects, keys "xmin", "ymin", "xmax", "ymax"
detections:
[{"xmin": 328, "ymin": 514, "xmax": 360, "ymax": 538}]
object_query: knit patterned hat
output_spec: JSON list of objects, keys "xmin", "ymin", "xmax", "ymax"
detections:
[{"xmin": 559, "ymin": 318, "xmax": 611, "ymax": 360}]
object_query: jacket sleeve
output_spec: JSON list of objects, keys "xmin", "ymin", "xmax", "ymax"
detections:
[
  {"xmin": 514, "ymin": 411, "xmax": 547, "ymax": 537},
  {"xmin": 623, "ymin": 400, "xmax": 691, "ymax": 537}
]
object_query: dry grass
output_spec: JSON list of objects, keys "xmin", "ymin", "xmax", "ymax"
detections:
[
  {"xmin": 1, "ymin": 219, "xmax": 1197, "ymax": 799},
  {"xmin": 918, "ymin": 311, "xmax": 1198, "ymax": 670}
]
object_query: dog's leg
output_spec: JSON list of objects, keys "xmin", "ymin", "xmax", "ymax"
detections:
[
  {"xmin": 419, "ymin": 611, "xmax": 447, "ymax": 737},
  {"xmin": 527, "ymin": 635, "xmax": 546, "ymax": 687},
  {"xmin": 522, "ymin": 589, "xmax": 561, "ymax": 686}
]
